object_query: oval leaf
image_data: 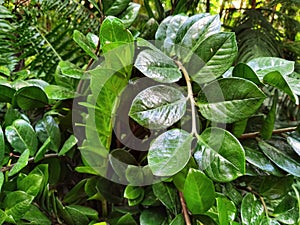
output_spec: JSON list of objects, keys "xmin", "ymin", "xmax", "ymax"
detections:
[
  {"xmin": 148, "ymin": 129, "xmax": 193, "ymax": 176},
  {"xmin": 73, "ymin": 30, "xmax": 97, "ymax": 59},
  {"xmin": 194, "ymin": 127, "xmax": 245, "ymax": 182},
  {"xmin": 241, "ymin": 193, "xmax": 265, "ymax": 225},
  {"xmin": 233, "ymin": 63, "xmax": 261, "ymax": 85},
  {"xmin": 135, "ymin": 49, "xmax": 182, "ymax": 83},
  {"xmin": 8, "ymin": 149, "xmax": 30, "ymax": 177},
  {"xmin": 129, "ymin": 85, "xmax": 186, "ymax": 129},
  {"xmin": 14, "ymin": 86, "xmax": 48, "ymax": 110},
  {"xmin": 0, "ymin": 83, "xmax": 15, "ymax": 103},
  {"xmin": 5, "ymin": 119, "xmax": 38, "ymax": 156},
  {"xmin": 183, "ymin": 168, "xmax": 215, "ymax": 214},
  {"xmin": 197, "ymin": 78, "xmax": 266, "ymax": 123}
]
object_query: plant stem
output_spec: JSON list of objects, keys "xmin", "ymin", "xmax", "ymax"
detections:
[
  {"xmin": 179, "ymin": 192, "xmax": 191, "ymax": 225},
  {"xmin": 239, "ymin": 126, "xmax": 297, "ymax": 140},
  {"xmin": 176, "ymin": 60, "xmax": 198, "ymax": 138}
]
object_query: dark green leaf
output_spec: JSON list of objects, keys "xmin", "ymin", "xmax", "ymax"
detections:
[
  {"xmin": 259, "ymin": 176, "xmax": 293, "ymax": 199},
  {"xmin": 152, "ymin": 182, "xmax": 181, "ymax": 215},
  {"xmin": 73, "ymin": 30, "xmax": 97, "ymax": 59},
  {"xmin": 35, "ymin": 116, "xmax": 61, "ymax": 152},
  {"xmin": 134, "ymin": 49, "xmax": 182, "ymax": 83},
  {"xmin": 273, "ymin": 195, "xmax": 299, "ymax": 224},
  {"xmin": 195, "ymin": 127, "xmax": 245, "ymax": 182},
  {"xmin": 5, "ymin": 119, "xmax": 38, "ymax": 155},
  {"xmin": 8, "ymin": 149, "xmax": 30, "ymax": 176},
  {"xmin": 260, "ymin": 90, "xmax": 278, "ymax": 139},
  {"xmin": 58, "ymin": 135, "xmax": 77, "ymax": 156},
  {"xmin": 120, "ymin": 3, "xmax": 141, "ymax": 28},
  {"xmin": 66, "ymin": 205, "xmax": 90, "ymax": 225},
  {"xmin": 232, "ymin": 119, "xmax": 248, "ymax": 138},
  {"xmin": 45, "ymin": 85, "xmax": 74, "ymax": 100},
  {"xmin": 258, "ymin": 140, "xmax": 300, "ymax": 177},
  {"xmin": 66, "ymin": 205, "xmax": 98, "ymax": 220},
  {"xmin": 190, "ymin": 32, "xmax": 238, "ymax": 84},
  {"xmin": 117, "ymin": 213, "xmax": 137, "ymax": 225},
  {"xmin": 129, "ymin": 85, "xmax": 186, "ymax": 129},
  {"xmin": 148, "ymin": 129, "xmax": 193, "ymax": 176},
  {"xmin": 0, "ymin": 83, "xmax": 15, "ymax": 103},
  {"xmin": 241, "ymin": 193, "xmax": 265, "ymax": 225},
  {"xmin": 197, "ymin": 78, "xmax": 266, "ymax": 123},
  {"xmin": 0, "ymin": 125, "xmax": 4, "ymax": 164},
  {"xmin": 183, "ymin": 168, "xmax": 215, "ymax": 214},
  {"xmin": 105, "ymin": 0, "xmax": 130, "ymax": 16},
  {"xmin": 233, "ymin": 63, "xmax": 261, "ymax": 85},
  {"xmin": 14, "ymin": 86, "xmax": 48, "ymax": 110},
  {"xmin": 169, "ymin": 214, "xmax": 184, "ymax": 225},
  {"xmin": 140, "ymin": 208, "xmax": 167, "ymax": 225},
  {"xmin": 4, "ymin": 107, "xmax": 30, "ymax": 127},
  {"xmin": 22, "ymin": 205, "xmax": 51, "ymax": 225}
]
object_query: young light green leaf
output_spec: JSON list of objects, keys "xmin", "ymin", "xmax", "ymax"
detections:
[
  {"xmin": 263, "ymin": 71, "xmax": 298, "ymax": 104},
  {"xmin": 0, "ymin": 125, "xmax": 4, "ymax": 164},
  {"xmin": 59, "ymin": 61, "xmax": 83, "ymax": 79},
  {"xmin": 73, "ymin": 30, "xmax": 97, "ymax": 59},
  {"xmin": 233, "ymin": 63, "xmax": 261, "ymax": 85},
  {"xmin": 148, "ymin": 129, "xmax": 193, "ymax": 176},
  {"xmin": 241, "ymin": 193, "xmax": 265, "ymax": 225},
  {"xmin": 258, "ymin": 140, "xmax": 300, "ymax": 177},
  {"xmin": 129, "ymin": 85, "xmax": 186, "ymax": 129},
  {"xmin": 195, "ymin": 127, "xmax": 245, "ymax": 182},
  {"xmin": 44, "ymin": 85, "xmax": 74, "ymax": 100},
  {"xmin": 152, "ymin": 182, "xmax": 181, "ymax": 215},
  {"xmin": 134, "ymin": 49, "xmax": 182, "ymax": 83},
  {"xmin": 5, "ymin": 119, "xmax": 38, "ymax": 155},
  {"xmin": 183, "ymin": 168, "xmax": 216, "ymax": 214},
  {"xmin": 14, "ymin": 86, "xmax": 49, "ymax": 110},
  {"xmin": 190, "ymin": 32, "xmax": 238, "ymax": 84},
  {"xmin": 35, "ymin": 115, "xmax": 61, "ymax": 152},
  {"xmin": 260, "ymin": 90, "xmax": 278, "ymax": 139},
  {"xmin": 8, "ymin": 149, "xmax": 30, "ymax": 176},
  {"xmin": 217, "ymin": 197, "xmax": 237, "ymax": 225},
  {"xmin": 247, "ymin": 57, "xmax": 294, "ymax": 79},
  {"xmin": 197, "ymin": 78, "xmax": 266, "ymax": 123},
  {"xmin": 58, "ymin": 135, "xmax": 77, "ymax": 156}
]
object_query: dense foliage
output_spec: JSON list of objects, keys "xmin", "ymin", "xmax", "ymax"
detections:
[{"xmin": 0, "ymin": 0, "xmax": 299, "ymax": 224}]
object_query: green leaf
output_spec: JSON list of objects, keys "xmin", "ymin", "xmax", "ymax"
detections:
[
  {"xmin": 0, "ymin": 209, "xmax": 6, "ymax": 224},
  {"xmin": 258, "ymin": 140, "xmax": 300, "ymax": 177},
  {"xmin": 216, "ymin": 197, "xmax": 236, "ymax": 225},
  {"xmin": 259, "ymin": 176, "xmax": 293, "ymax": 200},
  {"xmin": 35, "ymin": 116, "xmax": 61, "ymax": 152},
  {"xmin": 195, "ymin": 127, "xmax": 245, "ymax": 182},
  {"xmin": 232, "ymin": 119, "xmax": 248, "ymax": 138},
  {"xmin": 5, "ymin": 119, "xmax": 38, "ymax": 155},
  {"xmin": 169, "ymin": 214, "xmax": 185, "ymax": 225},
  {"xmin": 129, "ymin": 85, "xmax": 186, "ymax": 129},
  {"xmin": 58, "ymin": 135, "xmax": 78, "ymax": 156},
  {"xmin": 247, "ymin": 57, "xmax": 294, "ymax": 79},
  {"xmin": 105, "ymin": 0, "xmax": 130, "ymax": 16},
  {"xmin": 14, "ymin": 86, "xmax": 48, "ymax": 110},
  {"xmin": 59, "ymin": 61, "xmax": 83, "ymax": 79},
  {"xmin": 152, "ymin": 182, "xmax": 181, "ymax": 215},
  {"xmin": 263, "ymin": 71, "xmax": 299, "ymax": 104},
  {"xmin": 8, "ymin": 149, "xmax": 30, "ymax": 176},
  {"xmin": 120, "ymin": 3, "xmax": 141, "ymax": 28},
  {"xmin": 241, "ymin": 193, "xmax": 265, "ymax": 225},
  {"xmin": 124, "ymin": 185, "xmax": 144, "ymax": 200},
  {"xmin": 244, "ymin": 147, "xmax": 283, "ymax": 176},
  {"xmin": 73, "ymin": 30, "xmax": 97, "ymax": 60},
  {"xmin": 197, "ymin": 78, "xmax": 266, "ymax": 123},
  {"xmin": 65, "ymin": 205, "xmax": 90, "ymax": 225},
  {"xmin": 4, "ymin": 107, "xmax": 30, "ymax": 127},
  {"xmin": 3, "ymin": 191, "xmax": 34, "ymax": 220},
  {"xmin": 287, "ymin": 134, "xmax": 300, "ymax": 156},
  {"xmin": 100, "ymin": 16, "xmax": 133, "ymax": 53},
  {"xmin": 0, "ymin": 125, "xmax": 4, "ymax": 164},
  {"xmin": 155, "ymin": 16, "xmax": 173, "ymax": 41},
  {"xmin": 18, "ymin": 169, "xmax": 44, "ymax": 198},
  {"xmin": 22, "ymin": 205, "xmax": 51, "ymax": 225},
  {"xmin": 0, "ymin": 83, "xmax": 15, "ymax": 103},
  {"xmin": 140, "ymin": 208, "xmax": 167, "ymax": 225},
  {"xmin": 44, "ymin": 85, "xmax": 74, "ymax": 100},
  {"xmin": 0, "ymin": 172, "xmax": 3, "ymax": 192},
  {"xmin": 134, "ymin": 49, "xmax": 182, "ymax": 83},
  {"xmin": 273, "ymin": 195, "xmax": 299, "ymax": 224},
  {"xmin": 66, "ymin": 205, "xmax": 98, "ymax": 220},
  {"xmin": 260, "ymin": 90, "xmax": 278, "ymax": 139},
  {"xmin": 183, "ymin": 168, "xmax": 215, "ymax": 214},
  {"xmin": 34, "ymin": 137, "xmax": 51, "ymax": 162},
  {"xmin": 233, "ymin": 63, "xmax": 261, "ymax": 85},
  {"xmin": 148, "ymin": 129, "xmax": 193, "ymax": 176},
  {"xmin": 190, "ymin": 32, "xmax": 238, "ymax": 84},
  {"xmin": 117, "ymin": 213, "xmax": 137, "ymax": 225}
]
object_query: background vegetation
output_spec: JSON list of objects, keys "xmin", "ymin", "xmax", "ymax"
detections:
[{"xmin": 0, "ymin": 0, "xmax": 299, "ymax": 224}]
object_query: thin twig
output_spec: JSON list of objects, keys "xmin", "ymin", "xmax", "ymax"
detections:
[
  {"xmin": 239, "ymin": 126, "xmax": 297, "ymax": 140},
  {"xmin": 179, "ymin": 192, "xmax": 191, "ymax": 225},
  {"xmin": 1, "ymin": 153, "xmax": 59, "ymax": 172}
]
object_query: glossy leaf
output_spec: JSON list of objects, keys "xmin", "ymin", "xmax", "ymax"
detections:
[
  {"xmin": 148, "ymin": 129, "xmax": 193, "ymax": 176},
  {"xmin": 117, "ymin": 213, "xmax": 137, "ymax": 225},
  {"xmin": 197, "ymin": 78, "xmax": 266, "ymax": 123},
  {"xmin": 244, "ymin": 147, "xmax": 283, "ymax": 176},
  {"xmin": 59, "ymin": 61, "xmax": 83, "ymax": 79},
  {"xmin": 195, "ymin": 127, "xmax": 245, "ymax": 182},
  {"xmin": 34, "ymin": 137, "xmax": 51, "ymax": 163},
  {"xmin": 183, "ymin": 168, "xmax": 215, "ymax": 214},
  {"xmin": 58, "ymin": 135, "xmax": 78, "ymax": 156},
  {"xmin": 263, "ymin": 71, "xmax": 299, "ymax": 104},
  {"xmin": 134, "ymin": 49, "xmax": 182, "ymax": 83},
  {"xmin": 120, "ymin": 3, "xmax": 141, "ymax": 28},
  {"xmin": 14, "ymin": 86, "xmax": 48, "ymax": 110},
  {"xmin": 8, "ymin": 149, "xmax": 30, "ymax": 176},
  {"xmin": 44, "ymin": 85, "xmax": 74, "ymax": 100},
  {"xmin": 35, "ymin": 116, "xmax": 61, "ymax": 152},
  {"xmin": 105, "ymin": 0, "xmax": 130, "ymax": 16},
  {"xmin": 155, "ymin": 16, "xmax": 173, "ymax": 41},
  {"xmin": 247, "ymin": 57, "xmax": 294, "ymax": 78},
  {"xmin": 5, "ymin": 119, "xmax": 38, "ymax": 155},
  {"xmin": 259, "ymin": 176, "xmax": 293, "ymax": 199},
  {"xmin": 217, "ymin": 197, "xmax": 236, "ymax": 225},
  {"xmin": 129, "ymin": 85, "xmax": 186, "ymax": 129},
  {"xmin": 190, "ymin": 32, "xmax": 238, "ymax": 84},
  {"xmin": 233, "ymin": 63, "xmax": 261, "ymax": 85},
  {"xmin": 273, "ymin": 195, "xmax": 299, "ymax": 224},
  {"xmin": 258, "ymin": 140, "xmax": 300, "ymax": 177},
  {"xmin": 241, "ymin": 193, "xmax": 265, "ymax": 225},
  {"xmin": 124, "ymin": 185, "xmax": 144, "ymax": 200},
  {"xmin": 73, "ymin": 30, "xmax": 97, "ymax": 59},
  {"xmin": 152, "ymin": 182, "xmax": 181, "ymax": 215},
  {"xmin": 287, "ymin": 134, "xmax": 300, "ymax": 156},
  {"xmin": 140, "ymin": 208, "xmax": 167, "ymax": 225},
  {"xmin": 0, "ymin": 83, "xmax": 15, "ymax": 103},
  {"xmin": 232, "ymin": 119, "xmax": 248, "ymax": 138},
  {"xmin": 0, "ymin": 125, "xmax": 4, "ymax": 164}
]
